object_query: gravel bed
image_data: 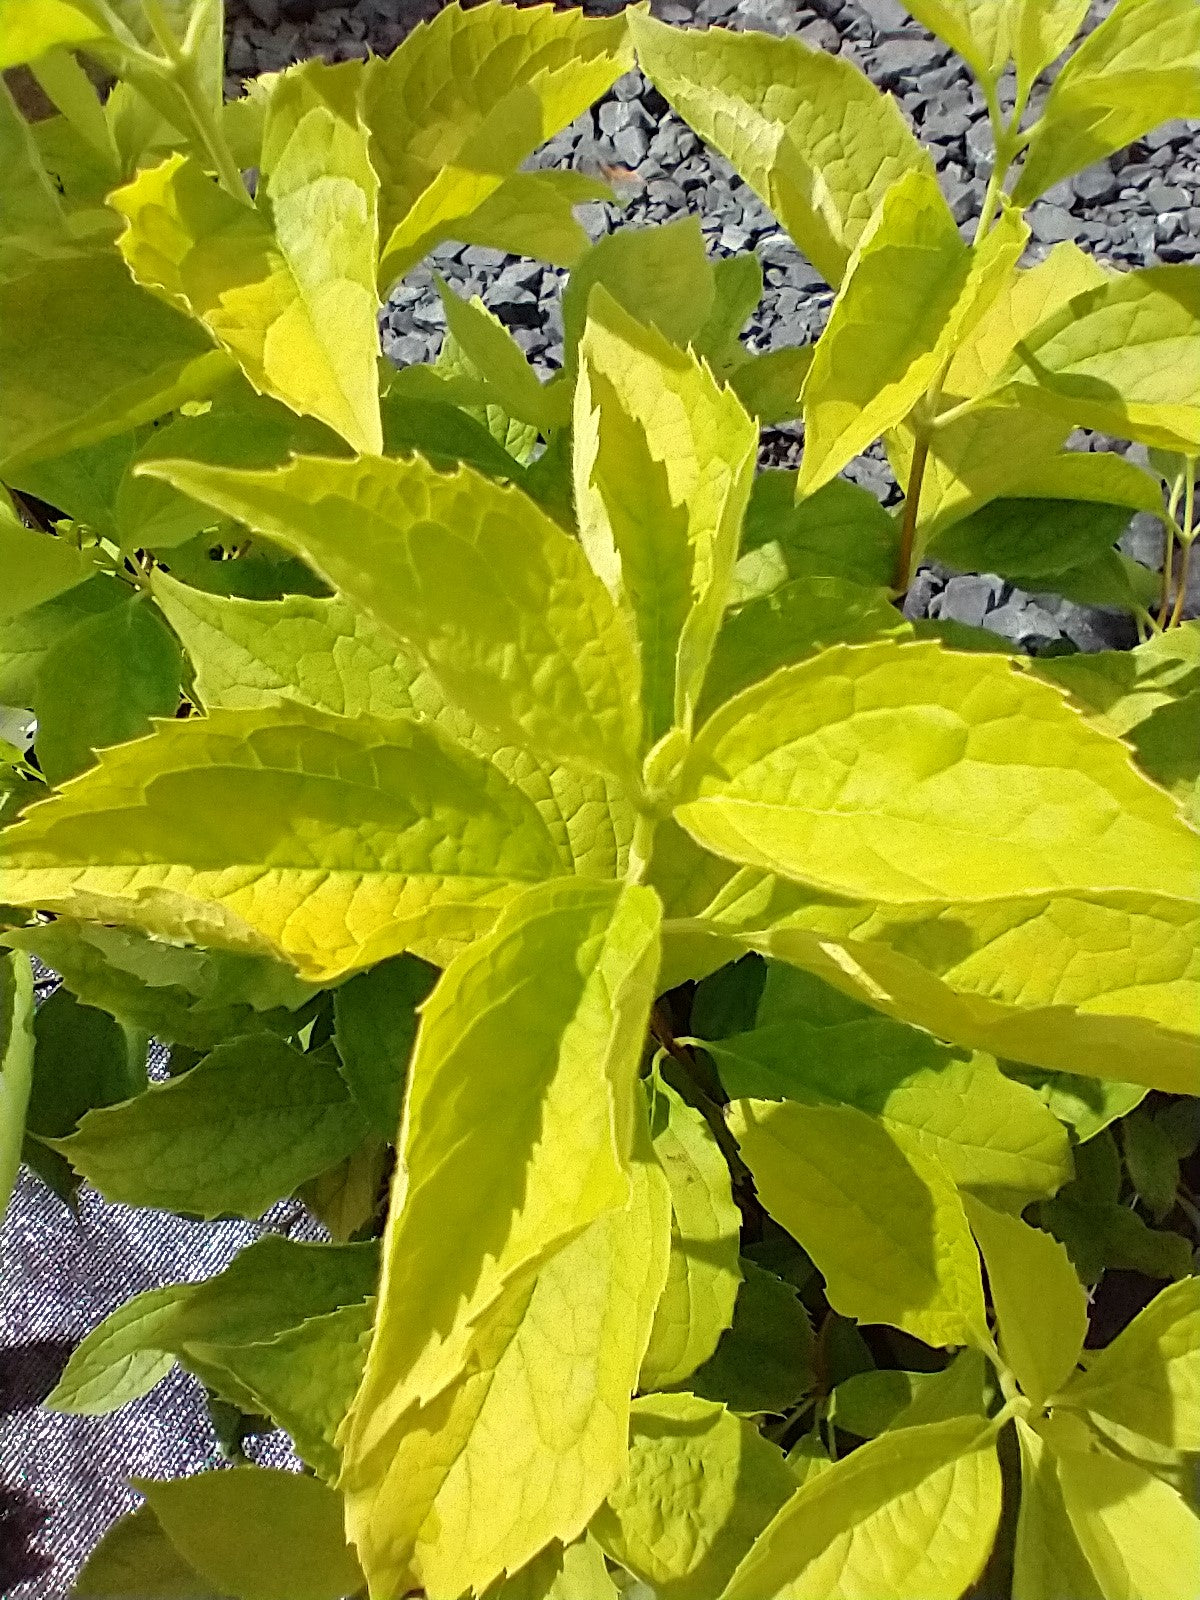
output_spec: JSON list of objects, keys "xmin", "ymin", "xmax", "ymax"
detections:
[{"xmin": 220, "ymin": 0, "xmax": 1200, "ymax": 650}]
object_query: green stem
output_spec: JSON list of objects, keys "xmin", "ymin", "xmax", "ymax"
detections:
[{"xmin": 141, "ymin": 0, "xmax": 251, "ymax": 206}]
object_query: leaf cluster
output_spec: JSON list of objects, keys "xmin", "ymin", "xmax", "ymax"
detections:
[{"xmin": 0, "ymin": 2, "xmax": 1198, "ymax": 1597}]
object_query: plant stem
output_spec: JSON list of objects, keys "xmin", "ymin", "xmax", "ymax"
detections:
[
  {"xmin": 141, "ymin": 0, "xmax": 251, "ymax": 206},
  {"xmin": 1169, "ymin": 457, "xmax": 1196, "ymax": 629},
  {"xmin": 894, "ymin": 431, "xmax": 930, "ymax": 591}
]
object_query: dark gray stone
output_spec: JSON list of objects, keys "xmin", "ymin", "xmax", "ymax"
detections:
[
  {"xmin": 1030, "ymin": 205, "xmax": 1080, "ymax": 244},
  {"xmin": 1072, "ymin": 163, "xmax": 1118, "ymax": 205}
]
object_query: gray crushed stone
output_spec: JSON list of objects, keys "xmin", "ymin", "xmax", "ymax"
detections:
[{"xmin": 223, "ymin": 0, "xmax": 1199, "ymax": 648}]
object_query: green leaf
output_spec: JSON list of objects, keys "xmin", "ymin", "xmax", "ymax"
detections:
[
  {"xmin": 0, "ymin": 0, "xmax": 108, "ymax": 68},
  {"xmin": 366, "ymin": 2, "xmax": 631, "ymax": 284},
  {"xmin": 1033, "ymin": 623, "xmax": 1200, "ymax": 738},
  {"xmin": 830, "ymin": 1350, "xmax": 989, "ymax": 1438},
  {"xmin": 52, "ymin": 1033, "xmax": 369, "ymax": 1219},
  {"xmin": 142, "ymin": 453, "xmax": 645, "ymax": 783},
  {"xmin": 1038, "ymin": 1174, "xmax": 1193, "ymax": 1284},
  {"xmin": 48, "ymin": 1233, "xmax": 378, "ymax": 1415},
  {"xmin": 1002, "ymin": 1064, "xmax": 1145, "ymax": 1144},
  {"xmin": 190, "ymin": 1298, "xmax": 374, "ymax": 1482},
  {"xmin": 134, "ymin": 1469, "xmax": 364, "ymax": 1600},
  {"xmin": 112, "ymin": 65, "xmax": 383, "ymax": 455},
  {"xmin": 676, "ymin": 639, "xmax": 1199, "ymax": 907},
  {"xmin": 72, "ymin": 1505, "xmax": 227, "ymax": 1599},
  {"xmin": 728, "ymin": 345, "xmax": 814, "ymax": 425},
  {"xmin": 341, "ymin": 1138, "xmax": 671, "ymax": 1600},
  {"xmin": 574, "ymin": 288, "xmax": 757, "ymax": 743},
  {"xmin": 1014, "ymin": 0, "xmax": 1200, "ymax": 204},
  {"xmin": 722, "ymin": 1416, "xmax": 1003, "ymax": 1600},
  {"xmin": 927, "ymin": 497, "xmax": 1138, "ymax": 592},
  {"xmin": 693, "ymin": 252, "xmax": 765, "ymax": 371},
  {"xmin": 0, "ymin": 949, "xmax": 33, "ymax": 1221},
  {"xmin": 1054, "ymin": 1441, "xmax": 1200, "ymax": 1600},
  {"xmin": 341, "ymin": 878, "xmax": 659, "ymax": 1415},
  {"xmin": 640, "ymin": 1074, "xmax": 742, "ymax": 1389},
  {"xmin": 1010, "ymin": 0, "xmax": 1090, "ymax": 93},
  {"xmin": 1011, "ymin": 1419, "xmax": 1104, "ymax": 1600},
  {"xmin": 34, "ymin": 594, "xmax": 183, "ymax": 785},
  {"xmin": 999, "ymin": 265, "xmax": 1200, "ymax": 453},
  {"xmin": 962, "ymin": 1196, "xmax": 1087, "ymax": 1407},
  {"xmin": 0, "ymin": 516, "xmax": 104, "ymax": 626},
  {"xmin": 1122, "ymin": 1106, "xmax": 1181, "ymax": 1220},
  {"xmin": 12, "ymin": 432, "xmax": 138, "ymax": 548},
  {"xmin": 0, "ymin": 573, "xmax": 127, "ymax": 707},
  {"xmin": 1058, "ymin": 1277, "xmax": 1200, "ymax": 1450},
  {"xmin": 25, "ymin": 983, "xmax": 144, "ymax": 1146},
  {"xmin": 0, "ymin": 703, "xmax": 563, "ymax": 980},
  {"xmin": 733, "ymin": 474, "xmax": 899, "ymax": 601},
  {"xmin": 5, "ymin": 919, "xmax": 318, "ymax": 1050},
  {"xmin": 690, "ymin": 953, "xmax": 767, "ymax": 1041},
  {"xmin": 150, "ymin": 574, "xmax": 636, "ymax": 881},
  {"xmin": 799, "ymin": 177, "xmax": 1027, "ymax": 496},
  {"xmin": 332, "ymin": 952, "xmax": 436, "ymax": 1141},
  {"xmin": 299, "ymin": 1135, "xmax": 387, "ymax": 1243},
  {"xmin": 630, "ymin": 12, "xmax": 935, "ymax": 288},
  {"xmin": 708, "ymin": 964, "xmax": 1070, "ymax": 1203},
  {"xmin": 591, "ymin": 1393, "xmax": 797, "ymax": 1600},
  {"xmin": 688, "ymin": 1258, "xmax": 816, "ymax": 1416},
  {"xmin": 380, "ymin": 393, "xmax": 529, "ymax": 483},
  {"xmin": 561, "ymin": 218, "xmax": 716, "ymax": 370},
  {"xmin": 729, "ymin": 1098, "xmax": 988, "ymax": 1348},
  {"xmin": 0, "ymin": 73, "xmax": 70, "ymax": 259},
  {"xmin": 0, "ymin": 247, "xmax": 230, "ymax": 473}
]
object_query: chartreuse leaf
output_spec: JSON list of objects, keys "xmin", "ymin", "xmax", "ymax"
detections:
[
  {"xmin": 0, "ymin": 248, "xmax": 229, "ymax": 472},
  {"xmin": 722, "ymin": 1416, "xmax": 1002, "ymax": 1600},
  {"xmin": 1010, "ymin": 0, "xmax": 1090, "ymax": 91},
  {"xmin": 658, "ymin": 830, "xmax": 1200, "ymax": 1093},
  {"xmin": 689, "ymin": 1259, "xmax": 815, "ymax": 1415},
  {"xmin": 0, "ymin": 75, "xmax": 69, "ymax": 263},
  {"xmin": 902, "ymin": 1, "xmax": 1010, "ymax": 82},
  {"xmin": 443, "ymin": 169, "xmax": 614, "ymax": 272},
  {"xmin": 145, "ymin": 454, "xmax": 645, "ymax": 783},
  {"xmin": 0, "ymin": 950, "xmax": 34, "ymax": 1221},
  {"xmin": 676, "ymin": 639, "xmax": 1199, "ymax": 907},
  {"xmin": 4, "ymin": 920, "xmax": 318, "ymax": 1050},
  {"xmin": 34, "ymin": 595, "xmax": 184, "ymax": 785},
  {"xmin": 191, "ymin": 1298, "xmax": 374, "ymax": 1482},
  {"xmin": 574, "ymin": 289, "xmax": 757, "ymax": 743},
  {"xmin": 591, "ymin": 1394, "xmax": 796, "ymax": 1600},
  {"xmin": 961, "ymin": 1196, "xmax": 1087, "ymax": 1408},
  {"xmin": 729, "ymin": 1098, "xmax": 988, "ymax": 1348},
  {"xmin": 341, "ymin": 879, "xmax": 658, "ymax": 1419},
  {"xmin": 111, "ymin": 60, "xmax": 383, "ymax": 455},
  {"xmin": 560, "ymin": 218, "xmax": 716, "ymax": 370},
  {"xmin": 333, "ymin": 953, "xmax": 437, "ymax": 1141},
  {"xmin": 150, "ymin": 574, "xmax": 635, "ymax": 881},
  {"xmin": 52, "ymin": 1034, "xmax": 369, "ymax": 1219},
  {"xmin": 728, "ymin": 345, "xmax": 815, "ymax": 425},
  {"xmin": 300, "ymin": 1136, "xmax": 388, "ymax": 1243},
  {"xmin": 0, "ymin": 1, "xmax": 109, "ymax": 67},
  {"xmin": 708, "ymin": 964, "xmax": 1070, "ymax": 1203},
  {"xmin": 998, "ymin": 265, "xmax": 1200, "ymax": 453},
  {"xmin": 1004, "ymin": 1065, "xmax": 1145, "ymax": 1144},
  {"xmin": 798, "ymin": 175, "xmax": 1027, "ymax": 496},
  {"xmin": 1055, "ymin": 1443, "xmax": 1200, "ymax": 1599},
  {"xmin": 341, "ymin": 1144, "xmax": 671, "ymax": 1600},
  {"xmin": 639, "ymin": 1074, "xmax": 741, "ymax": 1389},
  {"xmin": 339, "ymin": 883, "xmax": 666, "ymax": 1597},
  {"xmin": 72, "ymin": 1504, "xmax": 226, "ymax": 1599},
  {"xmin": 1012, "ymin": 1419, "xmax": 1104, "ymax": 1600},
  {"xmin": 927, "ymin": 498, "xmax": 1141, "ymax": 597},
  {"xmin": 0, "ymin": 704, "xmax": 563, "ymax": 980},
  {"xmin": 0, "ymin": 518, "xmax": 99, "ymax": 626},
  {"xmin": 1015, "ymin": 0, "xmax": 1200, "ymax": 204},
  {"xmin": 1057, "ymin": 1277, "xmax": 1200, "ymax": 1450},
  {"xmin": 366, "ymin": 1, "xmax": 631, "ymax": 284},
  {"xmin": 630, "ymin": 13, "xmax": 934, "ymax": 288},
  {"xmin": 48, "ymin": 1234, "xmax": 378, "ymax": 1415},
  {"xmin": 693, "ymin": 252, "xmax": 765, "ymax": 373},
  {"xmin": 491, "ymin": 1539, "xmax": 617, "ymax": 1600},
  {"xmin": 134, "ymin": 1469, "xmax": 363, "ymax": 1600}
]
